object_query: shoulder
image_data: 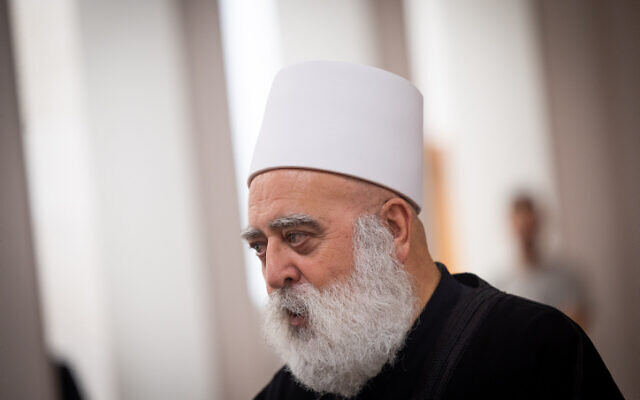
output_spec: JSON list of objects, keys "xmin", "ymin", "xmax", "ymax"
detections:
[
  {"xmin": 254, "ymin": 366, "xmax": 318, "ymax": 400},
  {"xmin": 493, "ymin": 290, "xmax": 570, "ymax": 326},
  {"xmin": 487, "ymin": 292, "xmax": 581, "ymax": 353},
  {"xmin": 454, "ymin": 273, "xmax": 581, "ymax": 347},
  {"xmin": 489, "ymin": 294, "xmax": 621, "ymax": 396},
  {"xmin": 448, "ymin": 289, "xmax": 622, "ymax": 398}
]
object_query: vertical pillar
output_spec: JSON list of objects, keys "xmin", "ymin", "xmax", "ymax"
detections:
[{"xmin": 0, "ymin": 0, "xmax": 55, "ymax": 398}]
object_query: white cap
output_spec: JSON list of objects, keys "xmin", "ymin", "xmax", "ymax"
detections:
[{"xmin": 248, "ymin": 61, "xmax": 424, "ymax": 211}]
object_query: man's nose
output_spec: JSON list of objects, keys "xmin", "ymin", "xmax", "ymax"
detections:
[{"xmin": 264, "ymin": 240, "xmax": 301, "ymax": 290}]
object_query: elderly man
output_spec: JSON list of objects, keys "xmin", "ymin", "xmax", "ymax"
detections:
[{"xmin": 244, "ymin": 62, "xmax": 621, "ymax": 399}]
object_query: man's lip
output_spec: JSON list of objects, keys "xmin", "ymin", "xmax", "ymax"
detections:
[{"xmin": 288, "ymin": 310, "xmax": 308, "ymax": 327}]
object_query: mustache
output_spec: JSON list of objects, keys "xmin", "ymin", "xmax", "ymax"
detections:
[{"xmin": 272, "ymin": 287, "xmax": 310, "ymax": 316}]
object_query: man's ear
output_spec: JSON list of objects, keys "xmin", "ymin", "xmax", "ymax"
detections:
[{"xmin": 379, "ymin": 198, "xmax": 413, "ymax": 263}]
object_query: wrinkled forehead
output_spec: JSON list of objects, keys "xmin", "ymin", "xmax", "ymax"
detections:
[
  {"xmin": 249, "ymin": 169, "xmax": 358, "ymax": 207},
  {"xmin": 247, "ymin": 169, "xmax": 373, "ymax": 226}
]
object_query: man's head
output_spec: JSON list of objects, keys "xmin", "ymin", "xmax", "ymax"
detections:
[
  {"xmin": 244, "ymin": 169, "xmax": 435, "ymax": 397},
  {"xmin": 244, "ymin": 61, "xmax": 439, "ymax": 397}
]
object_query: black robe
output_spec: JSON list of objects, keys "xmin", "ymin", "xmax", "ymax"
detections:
[{"xmin": 255, "ymin": 263, "xmax": 623, "ymax": 399}]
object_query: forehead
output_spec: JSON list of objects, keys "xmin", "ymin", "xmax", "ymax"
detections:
[{"xmin": 248, "ymin": 169, "xmax": 361, "ymax": 225}]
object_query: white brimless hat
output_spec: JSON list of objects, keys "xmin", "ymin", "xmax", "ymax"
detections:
[{"xmin": 248, "ymin": 61, "xmax": 424, "ymax": 212}]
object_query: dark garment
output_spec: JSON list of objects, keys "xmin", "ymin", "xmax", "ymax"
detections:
[
  {"xmin": 255, "ymin": 263, "xmax": 623, "ymax": 399},
  {"xmin": 54, "ymin": 360, "xmax": 84, "ymax": 400}
]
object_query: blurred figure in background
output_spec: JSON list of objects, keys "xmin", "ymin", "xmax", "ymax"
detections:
[{"xmin": 499, "ymin": 194, "xmax": 589, "ymax": 328}]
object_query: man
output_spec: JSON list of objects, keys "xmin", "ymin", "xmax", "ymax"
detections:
[
  {"xmin": 499, "ymin": 194, "xmax": 589, "ymax": 327},
  {"xmin": 244, "ymin": 61, "xmax": 622, "ymax": 399}
]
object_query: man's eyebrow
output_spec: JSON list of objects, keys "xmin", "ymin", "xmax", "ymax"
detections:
[
  {"xmin": 240, "ymin": 227, "xmax": 264, "ymax": 241},
  {"xmin": 269, "ymin": 214, "xmax": 322, "ymax": 231},
  {"xmin": 241, "ymin": 214, "xmax": 323, "ymax": 241}
]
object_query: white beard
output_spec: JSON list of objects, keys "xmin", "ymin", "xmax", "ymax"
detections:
[{"xmin": 262, "ymin": 215, "xmax": 419, "ymax": 398}]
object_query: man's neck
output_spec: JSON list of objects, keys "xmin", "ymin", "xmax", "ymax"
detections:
[{"xmin": 408, "ymin": 257, "xmax": 441, "ymax": 324}]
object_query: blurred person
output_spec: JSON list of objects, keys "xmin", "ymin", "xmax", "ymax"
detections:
[
  {"xmin": 499, "ymin": 194, "xmax": 589, "ymax": 328},
  {"xmin": 244, "ymin": 61, "xmax": 621, "ymax": 399}
]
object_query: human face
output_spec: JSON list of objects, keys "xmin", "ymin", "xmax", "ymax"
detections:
[
  {"xmin": 261, "ymin": 215, "xmax": 418, "ymax": 397},
  {"xmin": 244, "ymin": 169, "xmax": 364, "ymax": 295}
]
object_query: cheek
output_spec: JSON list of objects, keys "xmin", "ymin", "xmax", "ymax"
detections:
[{"xmin": 300, "ymin": 236, "xmax": 355, "ymax": 288}]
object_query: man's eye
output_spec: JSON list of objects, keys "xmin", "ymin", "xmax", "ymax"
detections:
[
  {"xmin": 249, "ymin": 242, "xmax": 266, "ymax": 256},
  {"xmin": 286, "ymin": 232, "xmax": 308, "ymax": 245}
]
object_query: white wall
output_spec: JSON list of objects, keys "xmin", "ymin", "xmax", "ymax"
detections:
[
  {"xmin": 405, "ymin": 0, "xmax": 558, "ymax": 279},
  {"xmin": 11, "ymin": 0, "xmax": 218, "ymax": 398},
  {"xmin": 78, "ymin": 1, "xmax": 216, "ymax": 398},
  {"xmin": 277, "ymin": 0, "xmax": 379, "ymax": 66},
  {"xmin": 9, "ymin": 1, "xmax": 116, "ymax": 398}
]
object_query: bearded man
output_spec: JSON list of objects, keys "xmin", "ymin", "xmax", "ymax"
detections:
[{"xmin": 244, "ymin": 61, "xmax": 622, "ymax": 399}]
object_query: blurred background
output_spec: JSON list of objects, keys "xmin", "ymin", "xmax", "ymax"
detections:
[{"xmin": 1, "ymin": 0, "xmax": 638, "ymax": 399}]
